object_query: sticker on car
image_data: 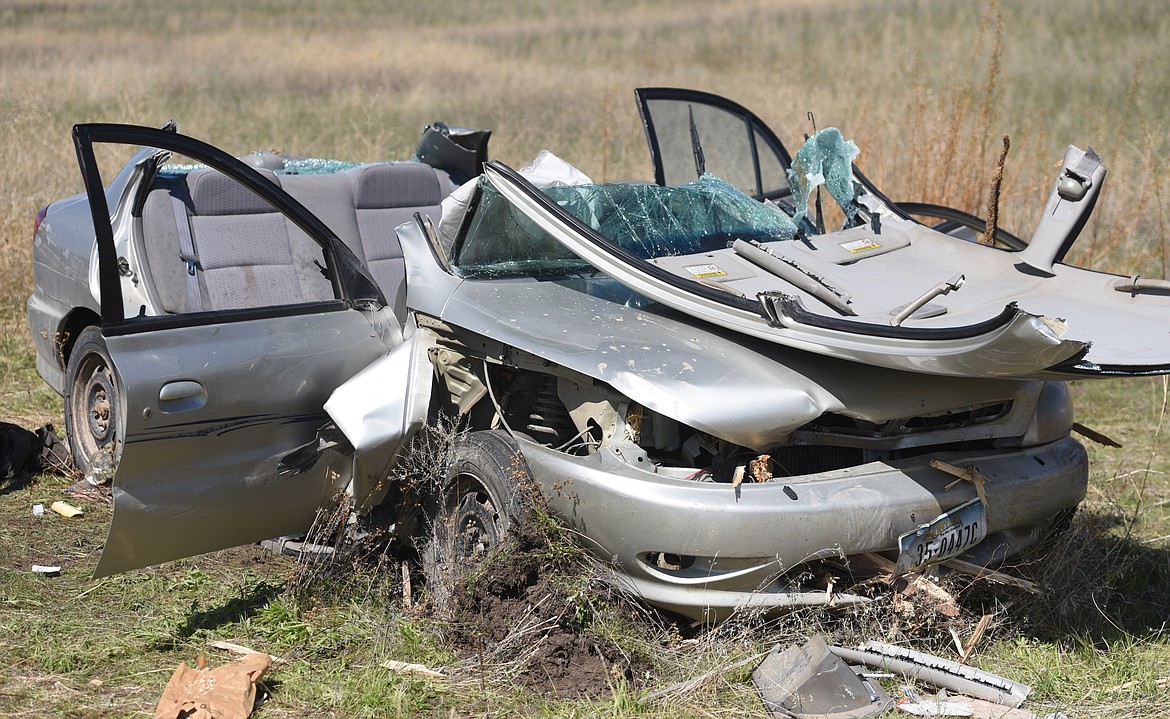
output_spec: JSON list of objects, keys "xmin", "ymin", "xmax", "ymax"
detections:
[
  {"xmin": 840, "ymin": 238, "xmax": 881, "ymax": 253},
  {"xmin": 684, "ymin": 263, "xmax": 729, "ymax": 279}
]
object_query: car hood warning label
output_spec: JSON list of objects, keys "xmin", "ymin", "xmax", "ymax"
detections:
[
  {"xmin": 684, "ymin": 264, "xmax": 728, "ymax": 279},
  {"xmin": 840, "ymin": 238, "xmax": 881, "ymax": 253}
]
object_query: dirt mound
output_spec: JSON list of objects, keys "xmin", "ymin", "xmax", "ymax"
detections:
[{"xmin": 444, "ymin": 514, "xmax": 638, "ymax": 697}]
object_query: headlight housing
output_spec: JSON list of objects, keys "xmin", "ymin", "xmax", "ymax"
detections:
[{"xmin": 1020, "ymin": 381, "xmax": 1074, "ymax": 447}]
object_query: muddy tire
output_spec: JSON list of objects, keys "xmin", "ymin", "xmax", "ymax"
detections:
[
  {"xmin": 439, "ymin": 430, "xmax": 530, "ymax": 555},
  {"xmin": 423, "ymin": 430, "xmax": 530, "ymax": 609},
  {"xmin": 64, "ymin": 326, "xmax": 122, "ymax": 479}
]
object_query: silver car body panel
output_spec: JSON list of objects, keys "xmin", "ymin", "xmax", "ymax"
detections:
[
  {"xmin": 95, "ymin": 307, "xmax": 390, "ymax": 576},
  {"xmin": 397, "ymin": 220, "xmax": 1039, "ymax": 451},
  {"xmin": 483, "ymin": 157, "xmax": 1170, "ymax": 379},
  {"xmin": 522, "ymin": 435, "xmax": 1086, "ymax": 619},
  {"xmin": 324, "ymin": 316, "xmax": 435, "ymax": 511}
]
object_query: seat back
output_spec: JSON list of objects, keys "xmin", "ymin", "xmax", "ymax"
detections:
[
  {"xmin": 140, "ymin": 162, "xmax": 453, "ymax": 316},
  {"xmin": 348, "ymin": 162, "xmax": 447, "ymax": 314},
  {"xmin": 187, "ymin": 168, "xmax": 324, "ymax": 310}
]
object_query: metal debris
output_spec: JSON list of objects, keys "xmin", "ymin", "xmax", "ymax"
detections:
[
  {"xmin": 753, "ymin": 635, "xmax": 892, "ymax": 719},
  {"xmin": 829, "ymin": 641, "xmax": 1031, "ymax": 708}
]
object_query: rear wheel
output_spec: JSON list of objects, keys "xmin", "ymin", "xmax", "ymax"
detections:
[{"xmin": 64, "ymin": 326, "xmax": 122, "ymax": 480}]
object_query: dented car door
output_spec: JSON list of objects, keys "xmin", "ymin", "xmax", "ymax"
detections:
[{"xmin": 73, "ymin": 125, "xmax": 395, "ymax": 576}]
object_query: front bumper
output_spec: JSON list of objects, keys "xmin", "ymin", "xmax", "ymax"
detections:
[{"xmin": 520, "ymin": 436, "xmax": 1087, "ymax": 620}]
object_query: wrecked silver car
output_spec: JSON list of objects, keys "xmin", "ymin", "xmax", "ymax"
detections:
[{"xmin": 28, "ymin": 90, "xmax": 1170, "ymax": 620}]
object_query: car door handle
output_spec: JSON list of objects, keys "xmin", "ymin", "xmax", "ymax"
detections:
[{"xmin": 158, "ymin": 380, "xmax": 207, "ymax": 413}]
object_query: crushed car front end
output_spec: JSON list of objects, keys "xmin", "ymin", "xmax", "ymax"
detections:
[
  {"xmin": 522, "ymin": 434, "xmax": 1084, "ymax": 619},
  {"xmin": 394, "ymin": 183, "xmax": 1088, "ymax": 620}
]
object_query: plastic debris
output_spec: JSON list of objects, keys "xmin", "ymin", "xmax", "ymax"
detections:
[
  {"xmin": 753, "ymin": 635, "xmax": 891, "ymax": 718},
  {"xmin": 829, "ymin": 641, "xmax": 1031, "ymax": 708},
  {"xmin": 897, "ymin": 690, "xmax": 1062, "ymax": 719},
  {"xmin": 31, "ymin": 565, "xmax": 61, "ymax": 575},
  {"xmin": 897, "ymin": 699, "xmax": 974, "ymax": 716},
  {"xmin": 32, "ymin": 504, "xmax": 44, "ymax": 516},
  {"xmin": 50, "ymin": 500, "xmax": 83, "ymax": 518},
  {"xmin": 381, "ymin": 660, "xmax": 446, "ymax": 679},
  {"xmin": 1, "ymin": 421, "xmax": 70, "ymax": 479}
]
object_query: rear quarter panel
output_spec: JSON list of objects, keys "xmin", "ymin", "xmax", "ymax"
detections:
[{"xmin": 28, "ymin": 192, "xmax": 102, "ymax": 393}]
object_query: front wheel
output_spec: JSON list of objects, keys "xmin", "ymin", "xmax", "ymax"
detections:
[
  {"xmin": 438, "ymin": 430, "xmax": 529, "ymax": 556},
  {"xmin": 64, "ymin": 326, "xmax": 122, "ymax": 480},
  {"xmin": 423, "ymin": 430, "xmax": 530, "ymax": 609}
]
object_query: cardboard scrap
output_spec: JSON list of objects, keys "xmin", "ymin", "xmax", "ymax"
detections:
[{"xmin": 155, "ymin": 653, "xmax": 270, "ymax": 719}]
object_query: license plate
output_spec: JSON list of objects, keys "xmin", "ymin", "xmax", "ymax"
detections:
[{"xmin": 895, "ymin": 498, "xmax": 986, "ymax": 574}]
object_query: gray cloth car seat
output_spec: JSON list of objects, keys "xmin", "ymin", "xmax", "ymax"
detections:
[
  {"xmin": 347, "ymin": 163, "xmax": 446, "ymax": 315},
  {"xmin": 187, "ymin": 168, "xmax": 330, "ymax": 310}
]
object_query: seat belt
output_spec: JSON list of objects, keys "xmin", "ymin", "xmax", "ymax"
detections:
[{"xmin": 170, "ymin": 193, "xmax": 204, "ymax": 312}]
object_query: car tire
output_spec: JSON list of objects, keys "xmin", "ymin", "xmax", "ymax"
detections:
[
  {"xmin": 64, "ymin": 326, "xmax": 122, "ymax": 479},
  {"xmin": 422, "ymin": 430, "xmax": 530, "ymax": 609},
  {"xmin": 438, "ymin": 430, "xmax": 529, "ymax": 555}
]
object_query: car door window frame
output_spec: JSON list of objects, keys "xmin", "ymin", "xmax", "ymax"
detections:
[
  {"xmin": 635, "ymin": 87, "xmax": 794, "ymax": 201},
  {"xmin": 72, "ymin": 123, "xmax": 385, "ymax": 333}
]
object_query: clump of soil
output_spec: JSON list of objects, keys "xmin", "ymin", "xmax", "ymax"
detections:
[{"xmin": 442, "ymin": 514, "xmax": 639, "ymax": 697}]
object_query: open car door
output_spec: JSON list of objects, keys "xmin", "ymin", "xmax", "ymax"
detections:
[
  {"xmin": 74, "ymin": 125, "xmax": 395, "ymax": 576},
  {"xmin": 635, "ymin": 87, "xmax": 793, "ymax": 201}
]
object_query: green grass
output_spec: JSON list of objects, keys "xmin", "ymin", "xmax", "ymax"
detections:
[{"xmin": 1, "ymin": 0, "xmax": 1169, "ymax": 716}]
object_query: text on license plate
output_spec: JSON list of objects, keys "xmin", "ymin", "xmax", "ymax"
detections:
[{"xmin": 896, "ymin": 497, "xmax": 987, "ymax": 573}]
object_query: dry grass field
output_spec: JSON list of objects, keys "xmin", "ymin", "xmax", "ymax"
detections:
[{"xmin": 1, "ymin": 0, "xmax": 1168, "ymax": 716}]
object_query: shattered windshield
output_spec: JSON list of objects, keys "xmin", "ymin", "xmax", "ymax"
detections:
[
  {"xmin": 453, "ymin": 129, "xmax": 860, "ymax": 281},
  {"xmin": 787, "ymin": 127, "xmax": 860, "ymax": 226},
  {"xmin": 453, "ymin": 174, "xmax": 799, "ymax": 279}
]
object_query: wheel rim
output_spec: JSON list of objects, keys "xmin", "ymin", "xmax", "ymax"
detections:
[
  {"xmin": 448, "ymin": 477, "xmax": 503, "ymax": 557},
  {"xmin": 71, "ymin": 353, "xmax": 117, "ymax": 464}
]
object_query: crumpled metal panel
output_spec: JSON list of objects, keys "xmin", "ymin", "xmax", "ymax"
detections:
[
  {"xmin": 481, "ymin": 163, "xmax": 1094, "ymax": 379},
  {"xmin": 401, "ymin": 212, "xmax": 1034, "ymax": 449},
  {"xmin": 324, "ymin": 318, "xmax": 435, "ymax": 511}
]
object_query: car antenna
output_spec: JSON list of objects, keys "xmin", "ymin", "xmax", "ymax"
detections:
[{"xmin": 807, "ymin": 111, "xmax": 826, "ymax": 235}]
